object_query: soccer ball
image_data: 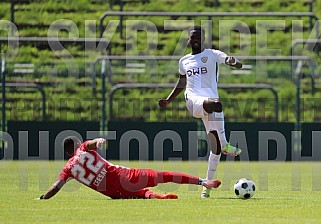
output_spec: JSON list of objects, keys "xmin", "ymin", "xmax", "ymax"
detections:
[{"xmin": 234, "ymin": 178, "xmax": 256, "ymax": 199}]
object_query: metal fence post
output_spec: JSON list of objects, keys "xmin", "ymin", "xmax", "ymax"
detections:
[
  {"xmin": 1, "ymin": 58, "xmax": 5, "ymax": 159},
  {"xmin": 101, "ymin": 59, "xmax": 107, "ymax": 131}
]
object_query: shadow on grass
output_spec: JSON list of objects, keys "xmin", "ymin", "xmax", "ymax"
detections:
[{"xmin": 214, "ymin": 197, "xmax": 263, "ymax": 200}]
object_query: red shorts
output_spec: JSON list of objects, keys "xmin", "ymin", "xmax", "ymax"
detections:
[{"xmin": 103, "ymin": 168, "xmax": 158, "ymax": 199}]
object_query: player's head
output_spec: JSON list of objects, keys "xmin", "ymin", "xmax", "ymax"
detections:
[
  {"xmin": 63, "ymin": 136, "xmax": 81, "ymax": 156},
  {"xmin": 188, "ymin": 25, "xmax": 205, "ymax": 52}
]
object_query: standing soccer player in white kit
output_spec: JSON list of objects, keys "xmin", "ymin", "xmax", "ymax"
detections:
[{"xmin": 158, "ymin": 25, "xmax": 242, "ymax": 198}]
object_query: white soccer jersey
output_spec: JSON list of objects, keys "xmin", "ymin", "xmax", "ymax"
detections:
[{"xmin": 179, "ymin": 49, "xmax": 227, "ymax": 98}]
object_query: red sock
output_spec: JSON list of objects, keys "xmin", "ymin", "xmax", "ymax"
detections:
[{"xmin": 155, "ymin": 171, "xmax": 199, "ymax": 185}]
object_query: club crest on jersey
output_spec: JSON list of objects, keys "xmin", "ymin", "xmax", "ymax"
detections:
[{"xmin": 201, "ymin": 56, "xmax": 208, "ymax": 63}]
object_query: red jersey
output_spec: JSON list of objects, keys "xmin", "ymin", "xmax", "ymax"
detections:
[{"xmin": 58, "ymin": 141, "xmax": 133, "ymax": 197}]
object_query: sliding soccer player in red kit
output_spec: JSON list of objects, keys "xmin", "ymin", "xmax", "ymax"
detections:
[{"xmin": 36, "ymin": 136, "xmax": 221, "ymax": 200}]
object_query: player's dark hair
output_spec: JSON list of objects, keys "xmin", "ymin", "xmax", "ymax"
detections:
[
  {"xmin": 188, "ymin": 25, "xmax": 205, "ymax": 35},
  {"xmin": 63, "ymin": 136, "xmax": 81, "ymax": 155}
]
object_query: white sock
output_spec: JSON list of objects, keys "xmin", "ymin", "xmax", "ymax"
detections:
[
  {"xmin": 213, "ymin": 112, "xmax": 228, "ymax": 148},
  {"xmin": 206, "ymin": 152, "xmax": 221, "ymax": 180}
]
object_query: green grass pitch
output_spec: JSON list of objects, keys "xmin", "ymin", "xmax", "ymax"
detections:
[{"xmin": 1, "ymin": 160, "xmax": 321, "ymax": 223}]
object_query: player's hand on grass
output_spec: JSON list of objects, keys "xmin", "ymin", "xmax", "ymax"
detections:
[{"xmin": 158, "ymin": 99, "xmax": 169, "ymax": 108}]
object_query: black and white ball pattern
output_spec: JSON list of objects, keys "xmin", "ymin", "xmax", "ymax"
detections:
[{"xmin": 234, "ymin": 178, "xmax": 256, "ymax": 199}]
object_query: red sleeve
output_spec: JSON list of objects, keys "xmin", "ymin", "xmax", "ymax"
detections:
[
  {"xmin": 82, "ymin": 141, "xmax": 90, "ymax": 151},
  {"xmin": 57, "ymin": 167, "xmax": 72, "ymax": 181}
]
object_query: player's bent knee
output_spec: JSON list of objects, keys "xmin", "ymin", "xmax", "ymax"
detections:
[
  {"xmin": 209, "ymin": 100, "xmax": 222, "ymax": 113},
  {"xmin": 204, "ymin": 99, "xmax": 223, "ymax": 113}
]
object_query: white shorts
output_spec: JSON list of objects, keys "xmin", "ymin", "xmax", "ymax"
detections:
[
  {"xmin": 185, "ymin": 94, "xmax": 208, "ymax": 118},
  {"xmin": 185, "ymin": 94, "xmax": 225, "ymax": 133}
]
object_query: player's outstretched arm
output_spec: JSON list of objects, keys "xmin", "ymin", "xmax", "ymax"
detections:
[
  {"xmin": 86, "ymin": 138, "xmax": 106, "ymax": 150},
  {"xmin": 158, "ymin": 75, "xmax": 186, "ymax": 108},
  {"xmin": 36, "ymin": 180, "xmax": 66, "ymax": 200},
  {"xmin": 225, "ymin": 56, "xmax": 242, "ymax": 69}
]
